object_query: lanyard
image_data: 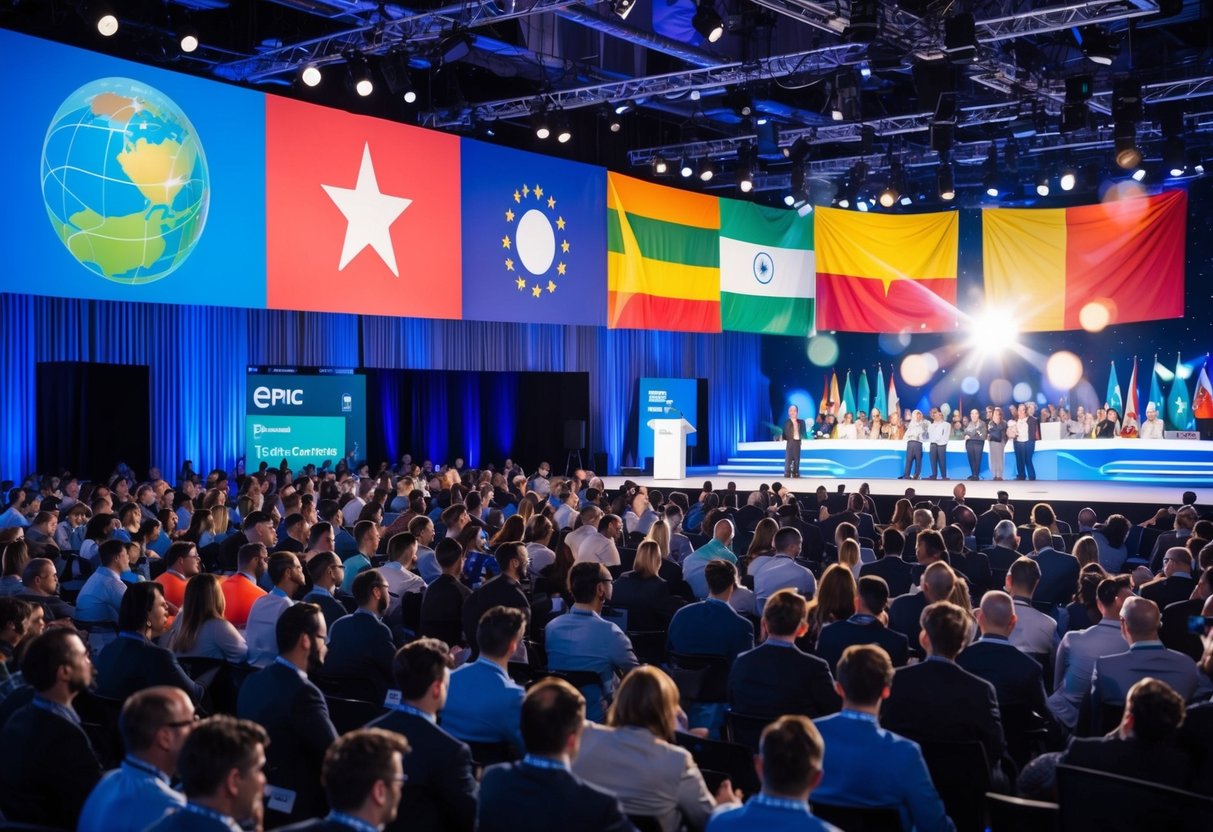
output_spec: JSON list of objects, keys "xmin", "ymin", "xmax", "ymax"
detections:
[
  {"xmin": 326, "ymin": 811, "xmax": 382, "ymax": 832},
  {"xmin": 752, "ymin": 794, "xmax": 810, "ymax": 813},
  {"xmin": 522, "ymin": 754, "xmax": 568, "ymax": 771},
  {"xmin": 392, "ymin": 702, "xmax": 436, "ymax": 724}
]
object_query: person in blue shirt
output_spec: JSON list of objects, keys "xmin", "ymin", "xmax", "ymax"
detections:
[
  {"xmin": 340, "ymin": 521, "xmax": 379, "ymax": 595},
  {"xmin": 707, "ymin": 715, "xmax": 841, "ymax": 831},
  {"xmin": 442, "ymin": 605, "xmax": 527, "ymax": 754},
  {"xmin": 667, "ymin": 559, "xmax": 754, "ymax": 662},
  {"xmin": 78, "ymin": 685, "xmax": 194, "ymax": 832},
  {"xmin": 812, "ymin": 645, "xmax": 954, "ymax": 832}
]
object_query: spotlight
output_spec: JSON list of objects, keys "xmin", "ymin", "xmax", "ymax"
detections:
[
  {"xmin": 784, "ymin": 193, "xmax": 796, "ymax": 207},
  {"xmin": 1113, "ymin": 122, "xmax": 1141, "ymax": 170},
  {"xmin": 736, "ymin": 145, "xmax": 756, "ymax": 193},
  {"xmin": 608, "ymin": 116, "xmax": 621, "ymax": 133},
  {"xmin": 844, "ymin": 0, "xmax": 879, "ymax": 42},
  {"xmin": 879, "ymin": 162, "xmax": 906, "ymax": 209},
  {"xmin": 983, "ymin": 145, "xmax": 1000, "ymax": 196},
  {"xmin": 968, "ymin": 308, "xmax": 1019, "ymax": 358},
  {"xmin": 1079, "ymin": 26, "xmax": 1118, "ymax": 66},
  {"xmin": 984, "ymin": 175, "xmax": 1000, "ymax": 198},
  {"xmin": 96, "ymin": 6, "xmax": 118, "ymax": 37},
  {"xmin": 738, "ymin": 172, "xmax": 754, "ymax": 193},
  {"xmin": 532, "ymin": 108, "xmax": 551, "ymax": 140},
  {"xmin": 692, "ymin": 2, "xmax": 725, "ymax": 43},
  {"xmin": 857, "ymin": 199, "xmax": 870, "ymax": 212},
  {"xmin": 652, "ymin": 155, "xmax": 669, "ymax": 175},
  {"xmin": 838, "ymin": 196, "xmax": 851, "ymax": 208},
  {"xmin": 403, "ymin": 88, "xmax": 418, "ymax": 105},
  {"xmin": 300, "ymin": 65, "xmax": 323, "ymax": 87},
  {"xmin": 1132, "ymin": 168, "xmax": 1146, "ymax": 182},
  {"xmin": 878, "ymin": 182, "xmax": 898, "ymax": 208},
  {"xmin": 784, "ymin": 137, "xmax": 811, "ymax": 163},
  {"xmin": 555, "ymin": 111, "xmax": 572, "ymax": 144},
  {"xmin": 612, "ymin": 0, "xmax": 636, "ymax": 20},
  {"xmin": 1059, "ymin": 166, "xmax": 1076, "ymax": 191},
  {"xmin": 798, "ymin": 202, "xmax": 814, "ymax": 217},
  {"xmin": 697, "ymin": 157, "xmax": 716, "ymax": 182},
  {"xmin": 437, "ymin": 31, "xmax": 473, "ymax": 64},
  {"xmin": 1061, "ymin": 102, "xmax": 1089, "ymax": 134},
  {"xmin": 726, "ymin": 89, "xmax": 754, "ymax": 117},
  {"xmin": 613, "ymin": 101, "xmax": 634, "ymax": 116},
  {"xmin": 679, "ymin": 158, "xmax": 694, "ymax": 178},
  {"xmin": 179, "ymin": 27, "xmax": 200, "ymax": 53},
  {"xmin": 943, "ymin": 13, "xmax": 978, "ymax": 65},
  {"xmin": 1164, "ymin": 136, "xmax": 1186, "ymax": 176},
  {"xmin": 899, "ymin": 194, "xmax": 913, "ymax": 207},
  {"xmin": 937, "ymin": 163, "xmax": 956, "ymax": 201},
  {"xmin": 348, "ymin": 54, "xmax": 373, "ymax": 96},
  {"xmin": 787, "ymin": 163, "xmax": 810, "ymax": 209},
  {"xmin": 1036, "ymin": 174, "xmax": 1050, "ymax": 197}
]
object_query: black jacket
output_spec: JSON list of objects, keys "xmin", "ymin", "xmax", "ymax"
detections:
[
  {"xmin": 94, "ymin": 632, "xmax": 203, "ymax": 702},
  {"xmin": 0, "ymin": 700, "xmax": 103, "ymax": 827},
  {"xmin": 369, "ymin": 709, "xmax": 479, "ymax": 832},
  {"xmin": 478, "ymin": 760, "xmax": 631, "ymax": 832},
  {"xmin": 956, "ymin": 636, "xmax": 1049, "ymax": 716},
  {"xmin": 462, "ymin": 574, "xmax": 530, "ymax": 655},
  {"xmin": 322, "ymin": 610, "xmax": 397, "ymax": 703},
  {"xmin": 727, "ymin": 641, "xmax": 841, "ymax": 719},
  {"xmin": 816, "ymin": 616, "xmax": 910, "ymax": 673},
  {"xmin": 419, "ymin": 573, "xmax": 472, "ymax": 647},
  {"xmin": 860, "ymin": 555, "xmax": 914, "ymax": 598}
]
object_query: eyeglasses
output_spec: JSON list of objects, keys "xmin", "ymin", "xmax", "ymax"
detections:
[{"xmin": 163, "ymin": 714, "xmax": 200, "ymax": 729}]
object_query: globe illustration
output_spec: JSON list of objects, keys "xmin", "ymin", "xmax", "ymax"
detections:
[{"xmin": 41, "ymin": 77, "xmax": 209, "ymax": 284}]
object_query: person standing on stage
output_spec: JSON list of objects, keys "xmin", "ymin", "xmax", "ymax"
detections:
[
  {"xmin": 1012, "ymin": 404, "xmax": 1035, "ymax": 481},
  {"xmin": 1139, "ymin": 407, "xmax": 1165, "ymax": 440},
  {"xmin": 986, "ymin": 407, "xmax": 1008, "ymax": 481},
  {"xmin": 884, "ymin": 411, "xmax": 904, "ymax": 441},
  {"xmin": 925, "ymin": 410, "xmax": 950, "ymax": 480},
  {"xmin": 900, "ymin": 411, "xmax": 925, "ymax": 480},
  {"xmin": 1095, "ymin": 408, "xmax": 1119, "ymax": 438},
  {"xmin": 838, "ymin": 413, "xmax": 859, "ymax": 440},
  {"xmin": 963, "ymin": 408, "xmax": 988, "ymax": 481},
  {"xmin": 782, "ymin": 405, "xmax": 806, "ymax": 479},
  {"xmin": 869, "ymin": 410, "xmax": 884, "ymax": 441}
]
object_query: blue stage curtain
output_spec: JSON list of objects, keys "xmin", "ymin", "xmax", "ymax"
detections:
[{"xmin": 1, "ymin": 295, "xmax": 767, "ymax": 480}]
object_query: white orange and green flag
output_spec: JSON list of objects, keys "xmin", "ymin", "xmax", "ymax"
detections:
[{"xmin": 719, "ymin": 197, "xmax": 814, "ymax": 336}]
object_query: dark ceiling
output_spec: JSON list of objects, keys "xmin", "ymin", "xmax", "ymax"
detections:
[{"xmin": 5, "ymin": 0, "xmax": 1211, "ymax": 208}]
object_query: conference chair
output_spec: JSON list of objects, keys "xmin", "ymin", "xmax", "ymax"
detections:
[
  {"xmin": 1056, "ymin": 764, "xmax": 1213, "ymax": 832},
  {"xmin": 673, "ymin": 731, "xmax": 761, "ymax": 798},
  {"xmin": 917, "ymin": 739, "xmax": 991, "ymax": 832},
  {"xmin": 985, "ymin": 793, "xmax": 1059, "ymax": 832},
  {"xmin": 666, "ymin": 651, "xmax": 731, "ymax": 704},
  {"xmin": 724, "ymin": 711, "xmax": 774, "ymax": 753},
  {"xmin": 625, "ymin": 630, "xmax": 667, "ymax": 666},
  {"xmin": 72, "ymin": 689, "xmax": 124, "ymax": 769},
  {"xmin": 324, "ymin": 695, "xmax": 388, "ymax": 735},
  {"xmin": 808, "ymin": 802, "xmax": 902, "ymax": 832}
]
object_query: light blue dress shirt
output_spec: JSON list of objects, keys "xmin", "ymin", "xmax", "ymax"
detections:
[
  {"xmin": 441, "ymin": 657, "xmax": 526, "ymax": 751},
  {"xmin": 77, "ymin": 755, "xmax": 186, "ymax": 832},
  {"xmin": 75, "ymin": 567, "xmax": 127, "ymax": 624},
  {"xmin": 544, "ymin": 608, "xmax": 639, "ymax": 722}
]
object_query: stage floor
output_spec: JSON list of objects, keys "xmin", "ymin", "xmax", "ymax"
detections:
[{"xmin": 600, "ymin": 474, "xmax": 1204, "ymax": 510}]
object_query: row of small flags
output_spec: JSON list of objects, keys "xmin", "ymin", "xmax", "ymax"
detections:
[
  {"xmin": 817, "ymin": 368, "xmax": 900, "ymax": 422},
  {"xmin": 1106, "ymin": 355, "xmax": 1213, "ymax": 430}
]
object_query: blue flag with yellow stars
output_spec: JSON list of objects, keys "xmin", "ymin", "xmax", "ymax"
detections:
[{"xmin": 460, "ymin": 139, "xmax": 606, "ymax": 325}]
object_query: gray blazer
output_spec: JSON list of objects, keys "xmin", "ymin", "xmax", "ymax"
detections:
[{"xmin": 1091, "ymin": 643, "xmax": 1207, "ymax": 711}]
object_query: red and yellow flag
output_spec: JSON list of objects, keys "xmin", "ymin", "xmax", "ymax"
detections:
[{"xmin": 814, "ymin": 207, "xmax": 959, "ymax": 333}]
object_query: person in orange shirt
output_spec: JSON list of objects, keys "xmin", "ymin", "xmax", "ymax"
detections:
[
  {"xmin": 154, "ymin": 541, "xmax": 202, "ymax": 626},
  {"xmin": 220, "ymin": 542, "xmax": 268, "ymax": 629}
]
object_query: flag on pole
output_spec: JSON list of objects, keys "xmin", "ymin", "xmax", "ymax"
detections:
[
  {"xmin": 874, "ymin": 367, "xmax": 888, "ymax": 419},
  {"xmin": 1125, "ymin": 357, "xmax": 1140, "ymax": 420},
  {"xmin": 888, "ymin": 373, "xmax": 900, "ymax": 421},
  {"xmin": 1194, "ymin": 364, "xmax": 1213, "ymax": 420},
  {"xmin": 841, "ymin": 371, "xmax": 856, "ymax": 420},
  {"xmin": 719, "ymin": 197, "xmax": 815, "ymax": 336},
  {"xmin": 1149, "ymin": 357, "xmax": 1166, "ymax": 426},
  {"xmin": 1106, "ymin": 361, "xmax": 1123, "ymax": 414},
  {"xmin": 1167, "ymin": 356, "xmax": 1193, "ymax": 430},
  {"xmin": 857, "ymin": 370, "xmax": 871, "ymax": 417},
  {"xmin": 819, "ymin": 376, "xmax": 831, "ymax": 417},
  {"xmin": 829, "ymin": 372, "xmax": 841, "ymax": 417}
]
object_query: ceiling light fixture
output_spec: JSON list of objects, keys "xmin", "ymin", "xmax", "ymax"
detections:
[
  {"xmin": 692, "ymin": 2, "xmax": 725, "ymax": 43},
  {"xmin": 95, "ymin": 5, "xmax": 118, "ymax": 37},
  {"xmin": 300, "ymin": 64, "xmax": 323, "ymax": 87},
  {"xmin": 698, "ymin": 157, "xmax": 716, "ymax": 182},
  {"xmin": 937, "ymin": 163, "xmax": 956, "ymax": 201}
]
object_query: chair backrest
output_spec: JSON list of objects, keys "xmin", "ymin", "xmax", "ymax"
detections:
[
  {"xmin": 673, "ymin": 731, "xmax": 761, "ymax": 797},
  {"xmin": 809, "ymin": 802, "xmax": 902, "ymax": 832},
  {"xmin": 985, "ymin": 792, "xmax": 1059, "ymax": 832},
  {"xmin": 917, "ymin": 739, "xmax": 991, "ymax": 832},
  {"xmin": 626, "ymin": 630, "xmax": 668, "ymax": 666},
  {"xmin": 72, "ymin": 690, "xmax": 125, "ymax": 768},
  {"xmin": 314, "ymin": 673, "xmax": 382, "ymax": 704},
  {"xmin": 1056, "ymin": 764, "xmax": 1213, "ymax": 832},
  {"xmin": 466, "ymin": 740, "xmax": 521, "ymax": 768},
  {"xmin": 1025, "ymin": 652, "xmax": 1054, "ymax": 691},
  {"xmin": 724, "ymin": 711, "xmax": 774, "ymax": 753},
  {"xmin": 324, "ymin": 695, "xmax": 388, "ymax": 735},
  {"xmin": 666, "ymin": 651, "xmax": 732, "ymax": 703},
  {"xmin": 541, "ymin": 669, "xmax": 604, "ymax": 691},
  {"xmin": 618, "ymin": 547, "xmax": 637, "ymax": 572}
]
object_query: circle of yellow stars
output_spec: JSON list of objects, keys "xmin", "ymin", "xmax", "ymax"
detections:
[{"xmin": 501, "ymin": 182, "xmax": 569, "ymax": 298}]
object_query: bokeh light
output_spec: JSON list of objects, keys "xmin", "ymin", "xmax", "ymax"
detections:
[
  {"xmin": 900, "ymin": 353, "xmax": 938, "ymax": 386},
  {"xmin": 961, "ymin": 376, "xmax": 981, "ymax": 396},
  {"xmin": 1013, "ymin": 382, "xmax": 1033, "ymax": 401},
  {"xmin": 807, "ymin": 334, "xmax": 839, "ymax": 367},
  {"xmin": 878, "ymin": 331, "xmax": 912, "ymax": 355},
  {"xmin": 1045, "ymin": 350, "xmax": 1084, "ymax": 390},
  {"xmin": 989, "ymin": 378, "xmax": 1013, "ymax": 402},
  {"xmin": 1079, "ymin": 301, "xmax": 1111, "ymax": 332}
]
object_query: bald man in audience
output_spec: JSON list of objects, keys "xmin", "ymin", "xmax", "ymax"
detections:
[
  {"xmin": 888, "ymin": 560, "xmax": 955, "ymax": 654},
  {"xmin": 1140, "ymin": 547, "xmax": 1197, "ymax": 611},
  {"xmin": 957, "ymin": 591, "xmax": 1050, "ymax": 718}
]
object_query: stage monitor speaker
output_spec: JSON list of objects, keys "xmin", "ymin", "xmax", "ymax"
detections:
[{"xmin": 563, "ymin": 420, "xmax": 586, "ymax": 450}]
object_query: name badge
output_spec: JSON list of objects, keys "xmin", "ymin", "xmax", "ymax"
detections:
[{"xmin": 265, "ymin": 785, "xmax": 296, "ymax": 814}]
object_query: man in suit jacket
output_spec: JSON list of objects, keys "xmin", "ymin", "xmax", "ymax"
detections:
[
  {"xmin": 942, "ymin": 524, "xmax": 992, "ymax": 601},
  {"xmin": 145, "ymin": 715, "xmax": 269, "ymax": 832},
  {"xmin": 668, "ymin": 559, "xmax": 754, "ymax": 662},
  {"xmin": 323, "ymin": 569, "xmax": 397, "ymax": 703},
  {"xmin": 368, "ymin": 639, "xmax": 478, "ymax": 832},
  {"xmin": 419, "ymin": 538, "xmax": 472, "ymax": 647},
  {"xmin": 1005, "ymin": 557, "xmax": 1059, "ymax": 660},
  {"xmin": 820, "ymin": 493, "xmax": 877, "ymax": 547},
  {"xmin": 1048, "ymin": 576, "xmax": 1132, "ymax": 730},
  {"xmin": 975, "ymin": 504, "xmax": 1013, "ymax": 550},
  {"xmin": 957, "ymin": 591, "xmax": 1050, "ymax": 717},
  {"xmin": 0, "ymin": 630, "xmax": 103, "ymax": 828},
  {"xmin": 237, "ymin": 603, "xmax": 338, "ymax": 826},
  {"xmin": 1140, "ymin": 547, "xmax": 1197, "ymax": 611},
  {"xmin": 775, "ymin": 502, "xmax": 824, "ymax": 564},
  {"xmin": 303, "ymin": 551, "xmax": 356, "ymax": 627},
  {"xmin": 817, "ymin": 576, "xmax": 909, "ymax": 672},
  {"xmin": 812, "ymin": 645, "xmax": 954, "ymax": 832},
  {"xmin": 981, "ymin": 519, "xmax": 1021, "ymax": 576},
  {"xmin": 462, "ymin": 542, "xmax": 531, "ymax": 658},
  {"xmin": 881, "ymin": 600, "xmax": 1006, "ymax": 770},
  {"xmin": 782, "ymin": 405, "xmax": 805, "ymax": 478},
  {"xmin": 1160, "ymin": 567, "xmax": 1212, "ymax": 660},
  {"xmin": 1148, "ymin": 505, "xmax": 1196, "ymax": 572},
  {"xmin": 276, "ymin": 728, "xmax": 410, "ymax": 832},
  {"xmin": 861, "ymin": 528, "xmax": 913, "ymax": 598},
  {"xmin": 1090, "ymin": 597, "xmax": 1209, "ymax": 714},
  {"xmin": 888, "ymin": 559, "xmax": 956, "ymax": 653},
  {"xmin": 1028, "ymin": 528, "xmax": 1079, "ymax": 607},
  {"xmin": 728, "ymin": 588, "xmax": 841, "ymax": 719},
  {"xmin": 478, "ymin": 678, "xmax": 631, "ymax": 832}
]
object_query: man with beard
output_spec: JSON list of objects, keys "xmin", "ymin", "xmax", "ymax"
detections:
[
  {"xmin": 323, "ymin": 569, "xmax": 397, "ymax": 703},
  {"xmin": 237, "ymin": 603, "xmax": 338, "ymax": 828}
]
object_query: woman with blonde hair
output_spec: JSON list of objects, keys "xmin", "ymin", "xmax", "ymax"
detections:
[
  {"xmin": 169, "ymin": 573, "xmax": 248, "ymax": 662},
  {"xmin": 745, "ymin": 518, "xmax": 778, "ymax": 566},
  {"xmin": 1072, "ymin": 535, "xmax": 1099, "ymax": 569},
  {"xmin": 889, "ymin": 498, "xmax": 914, "ymax": 532},
  {"xmin": 573, "ymin": 666, "xmax": 736, "ymax": 831},
  {"xmin": 805, "ymin": 564, "xmax": 858, "ymax": 649},
  {"xmin": 514, "ymin": 495, "xmax": 537, "ymax": 526},
  {"xmin": 612, "ymin": 540, "xmax": 679, "ymax": 630},
  {"xmin": 644, "ymin": 518, "xmax": 672, "ymax": 559},
  {"xmin": 837, "ymin": 538, "xmax": 862, "ymax": 580}
]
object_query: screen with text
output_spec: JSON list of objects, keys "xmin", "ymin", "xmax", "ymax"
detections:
[{"xmin": 245, "ymin": 369, "xmax": 366, "ymax": 470}]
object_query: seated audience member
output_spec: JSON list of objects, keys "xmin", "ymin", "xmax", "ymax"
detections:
[
  {"xmin": 442, "ymin": 606, "xmax": 527, "ymax": 753},
  {"xmin": 1029, "ymin": 527, "xmax": 1079, "ymax": 607},
  {"xmin": 907, "ymin": 525, "xmax": 947, "ymax": 585},
  {"xmin": 221, "ymin": 542, "xmax": 269, "ymax": 630},
  {"xmin": 217, "ymin": 510, "xmax": 278, "ymax": 574},
  {"xmin": 665, "ymin": 506, "xmax": 696, "ymax": 564},
  {"xmin": 1065, "ymin": 564, "xmax": 1107, "ymax": 634},
  {"xmin": 368, "ymin": 638, "xmax": 478, "ymax": 832},
  {"xmin": 237, "ymin": 603, "xmax": 338, "ymax": 826},
  {"xmin": 419, "ymin": 537, "xmax": 473, "ymax": 648},
  {"xmin": 323, "ymin": 569, "xmax": 396, "ymax": 702},
  {"xmin": 750, "ymin": 527, "xmax": 817, "ymax": 615},
  {"xmin": 1092, "ymin": 513, "xmax": 1131, "ymax": 574},
  {"xmin": 1061, "ymin": 677, "xmax": 1193, "ymax": 790},
  {"xmin": 16, "ymin": 556, "xmax": 75, "ymax": 621},
  {"xmin": 888, "ymin": 560, "xmax": 955, "ymax": 651},
  {"xmin": 245, "ymin": 551, "xmax": 305, "ymax": 667},
  {"xmin": 706, "ymin": 716, "xmax": 836, "ymax": 831},
  {"xmin": 96, "ymin": 581, "xmax": 202, "ymax": 702},
  {"xmin": 728, "ymin": 588, "xmax": 841, "ymax": 719},
  {"xmin": 168, "ymin": 573, "xmax": 249, "ymax": 663},
  {"xmin": 155, "ymin": 541, "xmax": 203, "ymax": 620},
  {"xmin": 381, "ymin": 531, "xmax": 426, "ymax": 612},
  {"xmin": 1091, "ymin": 596, "xmax": 1208, "ymax": 711},
  {"xmin": 478, "ymin": 678, "xmax": 631, "ymax": 832},
  {"xmin": 1004, "ymin": 556, "xmax": 1059, "ymax": 659},
  {"xmin": 545, "ymin": 561, "xmax": 639, "ymax": 722},
  {"xmin": 612, "ymin": 539, "xmax": 682, "ymax": 631},
  {"xmin": 75, "ymin": 538, "xmax": 130, "ymax": 652},
  {"xmin": 144, "ymin": 716, "xmax": 268, "ymax": 832},
  {"xmin": 860, "ymin": 527, "xmax": 913, "ymax": 598},
  {"xmin": 1140, "ymin": 547, "xmax": 1197, "ymax": 611},
  {"xmin": 78, "ymin": 686, "xmax": 195, "ymax": 832},
  {"xmin": 275, "ymin": 513, "xmax": 308, "ymax": 554},
  {"xmin": 0, "ymin": 629, "xmax": 103, "ymax": 827},
  {"xmin": 942, "ymin": 524, "xmax": 991, "ymax": 600},
  {"xmin": 881, "ymin": 601, "xmax": 1006, "ymax": 770},
  {"xmin": 682, "ymin": 519, "xmax": 739, "ymax": 599},
  {"xmin": 304, "ymin": 522, "xmax": 338, "ymax": 566},
  {"xmin": 523, "ymin": 515, "xmax": 557, "ymax": 576},
  {"xmin": 668, "ymin": 559, "xmax": 755, "ymax": 662},
  {"xmin": 277, "ymin": 728, "xmax": 411, "ymax": 832},
  {"xmin": 1048, "ymin": 576, "xmax": 1133, "ymax": 729},
  {"xmin": 565, "ymin": 505, "xmax": 622, "ymax": 567},
  {"xmin": 956, "ymin": 591, "xmax": 1050, "ymax": 717},
  {"xmin": 575, "ymin": 666, "xmax": 738, "ymax": 831},
  {"xmin": 340, "ymin": 520, "xmax": 379, "ymax": 595},
  {"xmin": 462, "ymin": 542, "xmax": 530, "ymax": 658},
  {"xmin": 411, "ymin": 516, "xmax": 441, "ymax": 584},
  {"xmin": 0, "ymin": 596, "xmax": 36, "ymax": 686},
  {"xmin": 812, "ymin": 645, "xmax": 954, "ymax": 832},
  {"xmin": 982, "ymin": 519, "xmax": 1022, "ymax": 575},
  {"xmin": 303, "ymin": 551, "xmax": 354, "ymax": 627},
  {"xmin": 816, "ymin": 575, "xmax": 910, "ymax": 672}
]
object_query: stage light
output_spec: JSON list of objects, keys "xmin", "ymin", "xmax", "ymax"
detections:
[
  {"xmin": 784, "ymin": 193, "xmax": 795, "ymax": 207},
  {"xmin": 555, "ymin": 111, "xmax": 572, "ymax": 143},
  {"xmin": 1132, "ymin": 168, "xmax": 1146, "ymax": 181},
  {"xmin": 1079, "ymin": 26, "xmax": 1118, "ymax": 66},
  {"xmin": 1046, "ymin": 351, "xmax": 1084, "ymax": 390},
  {"xmin": 698, "ymin": 158, "xmax": 716, "ymax": 182},
  {"xmin": 944, "ymin": 13, "xmax": 978, "ymax": 65},
  {"xmin": 532, "ymin": 108, "xmax": 551, "ymax": 140},
  {"xmin": 845, "ymin": 0, "xmax": 879, "ymax": 42},
  {"xmin": 652, "ymin": 155, "xmax": 669, "ymax": 175},
  {"xmin": 1079, "ymin": 300, "xmax": 1110, "ymax": 332},
  {"xmin": 878, "ymin": 184, "xmax": 898, "ymax": 208},
  {"xmin": 679, "ymin": 158, "xmax": 694, "ymax": 178},
  {"xmin": 968, "ymin": 308, "xmax": 1019, "ymax": 357},
  {"xmin": 856, "ymin": 199, "xmax": 869, "ymax": 212},
  {"xmin": 612, "ymin": 0, "xmax": 636, "ymax": 20},
  {"xmin": 96, "ymin": 6, "xmax": 118, "ymax": 37},
  {"xmin": 301, "ymin": 65, "xmax": 323, "ymax": 87},
  {"xmin": 797, "ymin": 201, "xmax": 814, "ymax": 217},
  {"xmin": 1113, "ymin": 123, "xmax": 1141, "ymax": 169},
  {"xmin": 1036, "ymin": 174, "xmax": 1050, "ymax": 197},
  {"xmin": 348, "ymin": 55, "xmax": 373, "ymax": 97},
  {"xmin": 985, "ymin": 176, "xmax": 1000, "ymax": 198},
  {"xmin": 1164, "ymin": 136, "xmax": 1186, "ymax": 176},
  {"xmin": 1059, "ymin": 166, "xmax": 1076, "ymax": 191},
  {"xmin": 736, "ymin": 144, "xmax": 756, "ymax": 192},
  {"xmin": 437, "ymin": 31, "xmax": 473, "ymax": 64},
  {"xmin": 179, "ymin": 27, "xmax": 200, "ymax": 53},
  {"xmin": 613, "ymin": 101, "xmax": 634, "ymax": 116},
  {"xmin": 837, "ymin": 197, "xmax": 850, "ymax": 208},
  {"xmin": 692, "ymin": 2, "xmax": 725, "ymax": 43},
  {"xmin": 937, "ymin": 163, "xmax": 955, "ymax": 201}
]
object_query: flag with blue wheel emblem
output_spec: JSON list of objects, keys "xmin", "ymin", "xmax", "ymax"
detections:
[
  {"xmin": 460, "ymin": 139, "xmax": 606, "ymax": 325},
  {"xmin": 718, "ymin": 197, "xmax": 814, "ymax": 336}
]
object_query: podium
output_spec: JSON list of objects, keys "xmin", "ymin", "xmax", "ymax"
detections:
[{"xmin": 648, "ymin": 417, "xmax": 696, "ymax": 480}]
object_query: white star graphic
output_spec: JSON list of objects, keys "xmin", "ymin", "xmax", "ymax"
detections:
[
  {"xmin": 1174, "ymin": 397, "xmax": 1185, "ymax": 414},
  {"xmin": 322, "ymin": 143, "xmax": 412, "ymax": 277}
]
